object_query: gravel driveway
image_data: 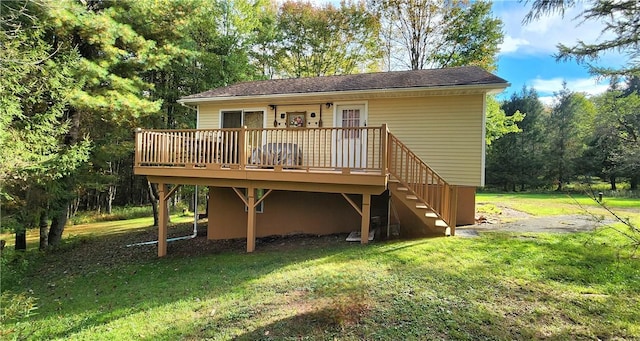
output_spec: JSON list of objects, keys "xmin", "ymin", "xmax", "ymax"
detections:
[{"xmin": 456, "ymin": 206, "xmax": 618, "ymax": 237}]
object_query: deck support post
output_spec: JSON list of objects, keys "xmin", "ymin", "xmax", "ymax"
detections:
[
  {"xmin": 361, "ymin": 193, "xmax": 371, "ymax": 244},
  {"xmin": 158, "ymin": 183, "xmax": 168, "ymax": 257},
  {"xmin": 449, "ymin": 186, "xmax": 458, "ymax": 236},
  {"xmin": 381, "ymin": 124, "xmax": 388, "ymax": 173},
  {"xmin": 246, "ymin": 185, "xmax": 256, "ymax": 252}
]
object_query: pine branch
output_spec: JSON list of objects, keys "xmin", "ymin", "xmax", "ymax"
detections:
[{"xmin": 568, "ymin": 188, "xmax": 640, "ymax": 256}]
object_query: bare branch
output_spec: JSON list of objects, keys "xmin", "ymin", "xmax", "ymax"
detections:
[{"xmin": 568, "ymin": 187, "xmax": 640, "ymax": 256}]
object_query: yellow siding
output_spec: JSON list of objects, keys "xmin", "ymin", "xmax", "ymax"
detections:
[
  {"xmin": 368, "ymin": 95, "xmax": 484, "ymax": 186},
  {"xmin": 195, "ymin": 93, "xmax": 485, "ymax": 186},
  {"xmin": 198, "ymin": 102, "xmax": 339, "ymax": 168},
  {"xmin": 198, "ymin": 102, "xmax": 334, "ymax": 129}
]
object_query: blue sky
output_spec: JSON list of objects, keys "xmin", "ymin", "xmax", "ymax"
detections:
[{"xmin": 492, "ymin": 1, "xmax": 622, "ymax": 105}]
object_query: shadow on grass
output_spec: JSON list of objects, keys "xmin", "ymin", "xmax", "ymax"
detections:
[
  {"xmin": 1, "ymin": 224, "xmax": 359, "ymax": 339},
  {"xmin": 3, "ymin": 226, "xmax": 638, "ymax": 340}
]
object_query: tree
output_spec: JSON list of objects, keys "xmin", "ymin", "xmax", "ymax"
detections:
[
  {"xmin": 486, "ymin": 87, "xmax": 546, "ymax": 191},
  {"xmin": 485, "ymin": 96, "xmax": 525, "ymax": 145},
  {"xmin": 546, "ymin": 84, "xmax": 596, "ymax": 191},
  {"xmin": 273, "ymin": 0, "xmax": 381, "ymax": 78},
  {"xmin": 1, "ymin": 0, "xmax": 89, "ymax": 250},
  {"xmin": 523, "ymin": 0, "xmax": 640, "ymax": 76},
  {"xmin": 587, "ymin": 80, "xmax": 640, "ymax": 190},
  {"xmin": 370, "ymin": 0, "xmax": 503, "ymax": 71},
  {"xmin": 42, "ymin": 0, "xmax": 174, "ymax": 244}
]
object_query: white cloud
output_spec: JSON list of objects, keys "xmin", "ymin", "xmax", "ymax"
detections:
[
  {"xmin": 538, "ymin": 95, "xmax": 556, "ymax": 107},
  {"xmin": 495, "ymin": 2, "xmax": 615, "ymax": 57},
  {"xmin": 499, "ymin": 36, "xmax": 530, "ymax": 54},
  {"xmin": 529, "ymin": 76, "xmax": 610, "ymax": 106}
]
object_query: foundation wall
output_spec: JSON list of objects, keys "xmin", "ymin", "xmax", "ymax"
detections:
[
  {"xmin": 208, "ymin": 187, "xmax": 363, "ymax": 239},
  {"xmin": 456, "ymin": 186, "xmax": 476, "ymax": 226}
]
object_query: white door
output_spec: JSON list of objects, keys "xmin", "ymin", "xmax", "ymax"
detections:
[{"xmin": 334, "ymin": 104, "xmax": 367, "ymax": 169}]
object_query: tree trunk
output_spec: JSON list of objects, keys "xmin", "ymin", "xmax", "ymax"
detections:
[
  {"xmin": 555, "ymin": 179, "xmax": 563, "ymax": 191},
  {"xmin": 48, "ymin": 106, "xmax": 80, "ymax": 246},
  {"xmin": 15, "ymin": 229, "xmax": 27, "ymax": 251},
  {"xmin": 106, "ymin": 184, "xmax": 115, "ymax": 214},
  {"xmin": 147, "ymin": 181, "xmax": 159, "ymax": 227},
  {"xmin": 48, "ymin": 206, "xmax": 69, "ymax": 246},
  {"xmin": 610, "ymin": 176, "xmax": 617, "ymax": 191},
  {"xmin": 39, "ymin": 210, "xmax": 49, "ymax": 250},
  {"xmin": 631, "ymin": 176, "xmax": 638, "ymax": 191},
  {"xmin": 200, "ymin": 192, "xmax": 209, "ymax": 219}
]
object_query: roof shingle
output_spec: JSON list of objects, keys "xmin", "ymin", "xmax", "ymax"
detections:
[{"xmin": 182, "ymin": 66, "xmax": 508, "ymax": 100}]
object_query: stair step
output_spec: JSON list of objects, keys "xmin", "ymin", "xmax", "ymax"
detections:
[
  {"xmin": 424, "ymin": 211, "xmax": 438, "ymax": 218},
  {"xmin": 435, "ymin": 220, "xmax": 448, "ymax": 228},
  {"xmin": 406, "ymin": 195, "xmax": 418, "ymax": 201},
  {"xmin": 416, "ymin": 203, "xmax": 427, "ymax": 209},
  {"xmin": 388, "ymin": 179, "xmax": 400, "ymax": 184},
  {"xmin": 396, "ymin": 187, "xmax": 409, "ymax": 192}
]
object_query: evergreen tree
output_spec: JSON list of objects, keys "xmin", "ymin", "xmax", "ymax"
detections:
[
  {"xmin": 586, "ymin": 80, "xmax": 640, "ymax": 190},
  {"xmin": 43, "ymin": 0, "xmax": 172, "ymax": 244},
  {"xmin": 546, "ymin": 84, "xmax": 595, "ymax": 191},
  {"xmin": 1, "ymin": 0, "xmax": 90, "ymax": 249},
  {"xmin": 486, "ymin": 87, "xmax": 545, "ymax": 190}
]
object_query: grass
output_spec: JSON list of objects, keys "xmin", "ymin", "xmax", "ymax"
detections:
[
  {"xmin": 69, "ymin": 206, "xmax": 155, "ymax": 225},
  {"xmin": 1, "ymin": 195, "xmax": 639, "ymax": 340},
  {"xmin": 0, "ymin": 214, "xmax": 193, "ymax": 251},
  {"xmin": 478, "ymin": 192, "xmax": 640, "ymax": 221}
]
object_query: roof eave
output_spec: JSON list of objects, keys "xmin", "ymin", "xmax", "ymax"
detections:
[{"xmin": 177, "ymin": 83, "xmax": 510, "ymax": 104}]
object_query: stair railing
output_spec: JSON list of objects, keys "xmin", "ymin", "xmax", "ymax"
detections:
[{"xmin": 387, "ymin": 131, "xmax": 457, "ymax": 229}]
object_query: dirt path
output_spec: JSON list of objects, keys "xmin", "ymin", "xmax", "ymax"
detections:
[{"xmin": 456, "ymin": 206, "xmax": 617, "ymax": 237}]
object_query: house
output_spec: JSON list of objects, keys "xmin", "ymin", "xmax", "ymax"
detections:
[{"xmin": 134, "ymin": 66, "xmax": 508, "ymax": 257}]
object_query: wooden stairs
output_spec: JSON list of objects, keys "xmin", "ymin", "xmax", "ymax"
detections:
[
  {"xmin": 388, "ymin": 179, "xmax": 451, "ymax": 237},
  {"xmin": 386, "ymin": 132, "xmax": 457, "ymax": 237}
]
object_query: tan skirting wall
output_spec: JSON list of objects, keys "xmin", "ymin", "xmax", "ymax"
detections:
[
  {"xmin": 207, "ymin": 185, "xmax": 476, "ymax": 240},
  {"xmin": 456, "ymin": 186, "xmax": 476, "ymax": 226},
  {"xmin": 207, "ymin": 187, "xmax": 363, "ymax": 239}
]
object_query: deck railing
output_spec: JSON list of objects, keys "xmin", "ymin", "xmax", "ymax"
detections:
[
  {"xmin": 136, "ymin": 126, "xmax": 456, "ymax": 227},
  {"xmin": 387, "ymin": 132, "xmax": 457, "ymax": 228},
  {"xmin": 136, "ymin": 126, "xmax": 385, "ymax": 173}
]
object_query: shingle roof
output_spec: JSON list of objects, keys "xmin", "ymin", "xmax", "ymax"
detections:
[{"xmin": 181, "ymin": 66, "xmax": 508, "ymax": 100}]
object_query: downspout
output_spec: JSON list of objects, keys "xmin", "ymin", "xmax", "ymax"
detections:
[
  {"xmin": 179, "ymin": 102, "xmax": 197, "ymax": 111},
  {"xmin": 126, "ymin": 185, "xmax": 199, "ymax": 247}
]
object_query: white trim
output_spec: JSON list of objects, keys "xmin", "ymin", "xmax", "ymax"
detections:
[
  {"xmin": 481, "ymin": 95, "xmax": 487, "ymax": 187},
  {"xmin": 332, "ymin": 101, "xmax": 369, "ymax": 127},
  {"xmin": 333, "ymin": 102, "xmax": 369, "ymax": 168},
  {"xmin": 178, "ymin": 84, "xmax": 509, "ymax": 104},
  {"xmin": 196, "ymin": 105, "xmax": 201, "ymax": 129}
]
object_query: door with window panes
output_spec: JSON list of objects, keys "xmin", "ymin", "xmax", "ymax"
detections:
[{"xmin": 334, "ymin": 104, "xmax": 367, "ymax": 169}]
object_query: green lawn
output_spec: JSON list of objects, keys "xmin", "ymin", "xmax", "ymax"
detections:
[
  {"xmin": 1, "ymin": 196, "xmax": 639, "ymax": 340},
  {"xmin": 0, "ymin": 214, "xmax": 193, "ymax": 251},
  {"xmin": 478, "ymin": 192, "xmax": 640, "ymax": 221}
]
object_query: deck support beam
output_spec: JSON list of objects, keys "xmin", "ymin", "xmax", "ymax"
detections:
[
  {"xmin": 341, "ymin": 193, "xmax": 372, "ymax": 244},
  {"xmin": 361, "ymin": 193, "xmax": 371, "ymax": 244},
  {"xmin": 341, "ymin": 193, "xmax": 362, "ymax": 216},
  {"xmin": 158, "ymin": 183, "xmax": 168, "ymax": 257},
  {"xmin": 449, "ymin": 186, "xmax": 458, "ymax": 236}
]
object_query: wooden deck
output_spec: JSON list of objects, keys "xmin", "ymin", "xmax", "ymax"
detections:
[{"xmin": 134, "ymin": 125, "xmax": 458, "ymax": 256}]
